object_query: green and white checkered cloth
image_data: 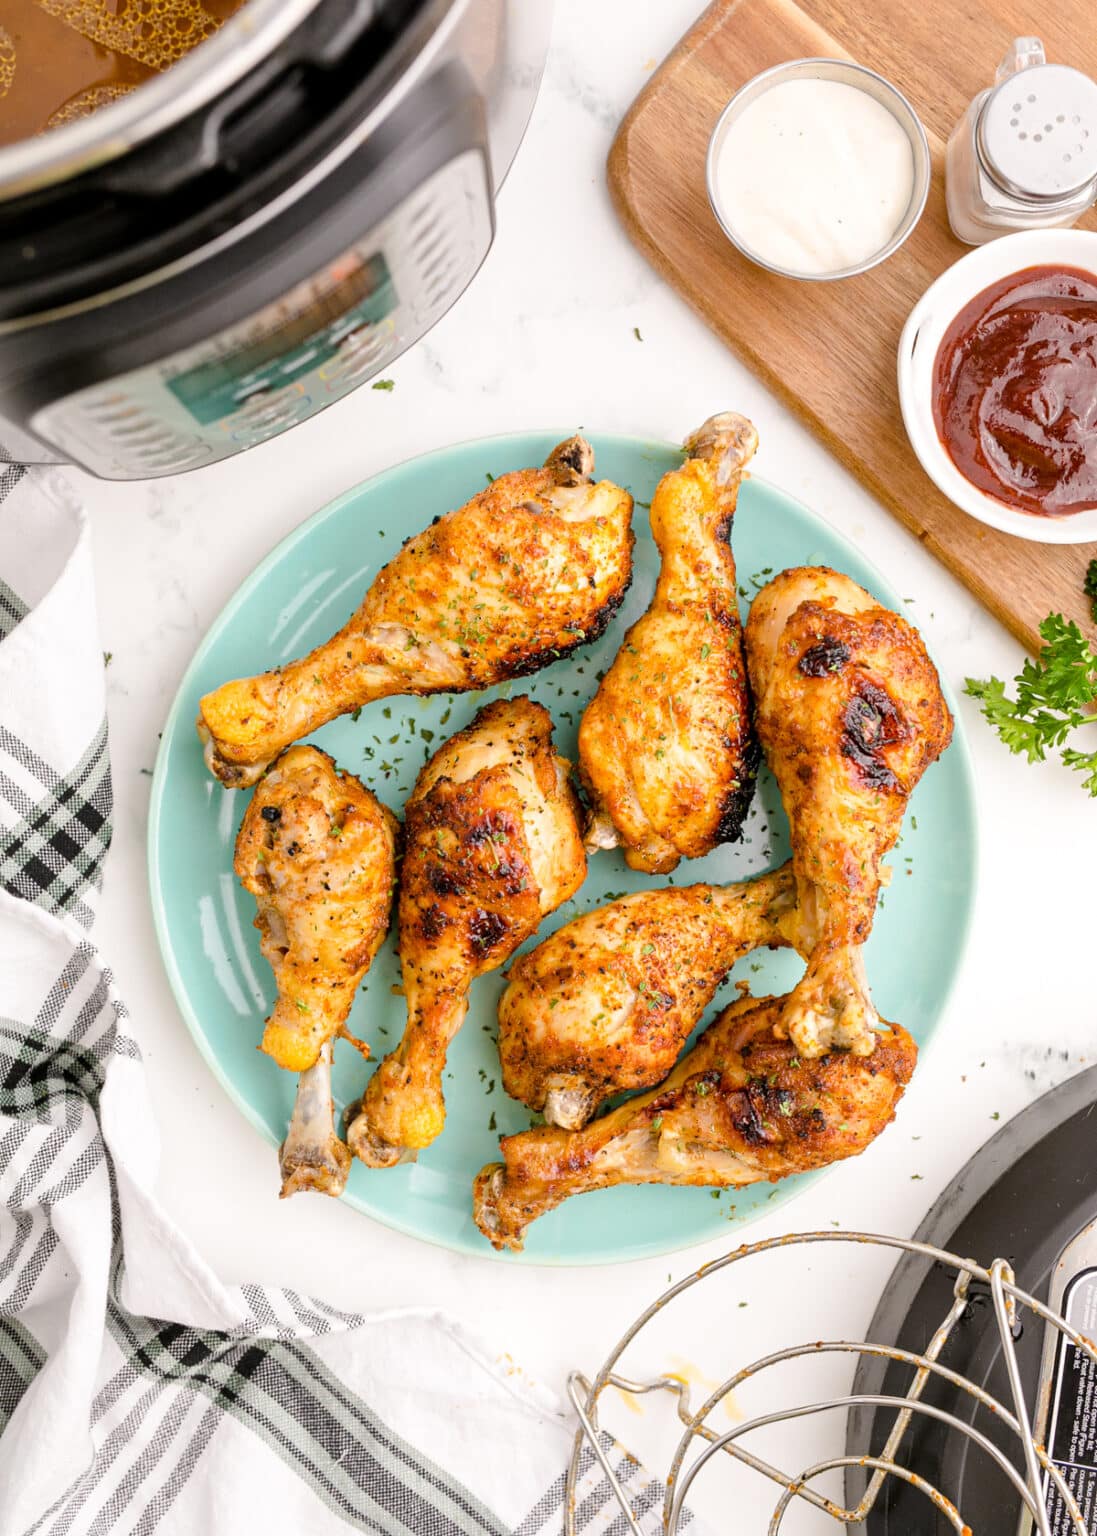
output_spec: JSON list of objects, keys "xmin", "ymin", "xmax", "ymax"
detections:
[{"xmin": 0, "ymin": 471, "xmax": 685, "ymax": 1535}]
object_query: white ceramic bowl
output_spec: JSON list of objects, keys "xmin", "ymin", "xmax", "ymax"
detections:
[{"xmin": 897, "ymin": 228, "xmax": 1097, "ymax": 544}]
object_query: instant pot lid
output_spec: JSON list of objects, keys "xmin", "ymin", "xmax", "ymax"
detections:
[
  {"xmin": 0, "ymin": 0, "xmax": 329, "ymax": 200},
  {"xmin": 0, "ymin": 0, "xmax": 548, "ymax": 324},
  {"xmin": 0, "ymin": 0, "xmax": 447, "ymax": 321}
]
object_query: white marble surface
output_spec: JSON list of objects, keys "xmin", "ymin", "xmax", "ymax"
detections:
[{"xmin": 66, "ymin": 1, "xmax": 1096, "ymax": 1526}]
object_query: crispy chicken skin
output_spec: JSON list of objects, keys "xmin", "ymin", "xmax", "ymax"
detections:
[
  {"xmin": 345, "ymin": 698, "xmax": 586, "ymax": 1167},
  {"xmin": 475, "ymin": 992, "xmax": 917, "ymax": 1251},
  {"xmin": 497, "ymin": 862, "xmax": 798, "ymax": 1129},
  {"xmin": 744, "ymin": 568, "xmax": 952, "ymax": 1059},
  {"xmin": 234, "ymin": 745, "xmax": 397, "ymax": 1197},
  {"xmin": 199, "ymin": 438, "xmax": 634, "ymax": 786},
  {"xmin": 235, "ymin": 745, "xmax": 398, "ymax": 1072},
  {"xmin": 578, "ymin": 412, "xmax": 759, "ymax": 872}
]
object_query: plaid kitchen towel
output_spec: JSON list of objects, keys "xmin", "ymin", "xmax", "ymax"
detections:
[
  {"xmin": 0, "ymin": 470, "xmax": 687, "ymax": 1536},
  {"xmin": 0, "ymin": 465, "xmax": 111, "ymax": 929}
]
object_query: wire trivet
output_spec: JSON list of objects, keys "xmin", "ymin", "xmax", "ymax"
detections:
[{"xmin": 565, "ymin": 1230, "xmax": 1097, "ymax": 1535}]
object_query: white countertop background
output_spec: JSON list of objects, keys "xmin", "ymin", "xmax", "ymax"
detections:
[{"xmin": 66, "ymin": 1, "xmax": 1096, "ymax": 1525}]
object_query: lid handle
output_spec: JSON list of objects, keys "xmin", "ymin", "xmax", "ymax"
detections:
[{"xmin": 994, "ymin": 36, "xmax": 1046, "ymax": 84}]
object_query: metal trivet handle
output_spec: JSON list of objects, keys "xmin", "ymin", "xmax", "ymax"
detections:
[{"xmin": 566, "ymin": 1230, "xmax": 1097, "ymax": 1535}]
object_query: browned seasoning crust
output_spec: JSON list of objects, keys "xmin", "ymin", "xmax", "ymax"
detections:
[
  {"xmin": 474, "ymin": 991, "xmax": 917, "ymax": 1251},
  {"xmin": 346, "ymin": 696, "xmax": 587, "ymax": 1165},
  {"xmin": 233, "ymin": 744, "xmax": 398, "ymax": 1073},
  {"xmin": 496, "ymin": 862, "xmax": 799, "ymax": 1128},
  {"xmin": 198, "ymin": 437, "xmax": 635, "ymax": 786},
  {"xmin": 742, "ymin": 567, "xmax": 953, "ymax": 1059},
  {"xmin": 578, "ymin": 412, "xmax": 760, "ymax": 873},
  {"xmin": 749, "ymin": 586, "xmax": 953, "ymax": 949}
]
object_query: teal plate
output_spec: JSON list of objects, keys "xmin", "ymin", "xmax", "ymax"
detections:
[{"xmin": 149, "ymin": 432, "xmax": 977, "ymax": 1265}]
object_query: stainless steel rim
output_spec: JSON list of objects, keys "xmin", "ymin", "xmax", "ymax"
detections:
[
  {"xmin": 0, "ymin": 0, "xmax": 463, "ymax": 333},
  {"xmin": 704, "ymin": 57, "xmax": 932, "ymax": 282},
  {"xmin": 0, "ymin": 0, "xmax": 323, "ymax": 200}
]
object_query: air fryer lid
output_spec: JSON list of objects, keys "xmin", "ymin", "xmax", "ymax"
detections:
[
  {"xmin": 845, "ymin": 1065, "xmax": 1097, "ymax": 1532},
  {"xmin": 0, "ymin": 0, "xmax": 442, "ymax": 322}
]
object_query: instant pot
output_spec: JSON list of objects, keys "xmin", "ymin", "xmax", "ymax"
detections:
[{"xmin": 0, "ymin": 0, "xmax": 551, "ymax": 479}]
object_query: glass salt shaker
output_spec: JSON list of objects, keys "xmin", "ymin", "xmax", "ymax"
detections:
[{"xmin": 946, "ymin": 37, "xmax": 1097, "ymax": 244}]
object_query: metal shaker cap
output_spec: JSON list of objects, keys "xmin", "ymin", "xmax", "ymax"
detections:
[{"xmin": 977, "ymin": 62, "xmax": 1097, "ymax": 202}]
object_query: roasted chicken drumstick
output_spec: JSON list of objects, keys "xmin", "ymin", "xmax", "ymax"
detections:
[
  {"xmin": 498, "ymin": 862, "xmax": 798, "ymax": 1128},
  {"xmin": 200, "ymin": 438, "xmax": 634, "ymax": 785},
  {"xmin": 234, "ymin": 745, "xmax": 397, "ymax": 1196},
  {"xmin": 346, "ymin": 697, "xmax": 586, "ymax": 1167},
  {"xmin": 744, "ymin": 567, "xmax": 952, "ymax": 1059},
  {"xmin": 579, "ymin": 412, "xmax": 759, "ymax": 872},
  {"xmin": 475, "ymin": 990, "xmax": 917, "ymax": 1252}
]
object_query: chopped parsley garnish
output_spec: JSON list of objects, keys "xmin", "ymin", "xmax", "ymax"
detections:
[{"xmin": 372, "ymin": 378, "xmax": 395, "ymax": 391}]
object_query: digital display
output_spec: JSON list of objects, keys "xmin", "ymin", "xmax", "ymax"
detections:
[{"xmin": 166, "ymin": 252, "xmax": 397, "ymax": 427}]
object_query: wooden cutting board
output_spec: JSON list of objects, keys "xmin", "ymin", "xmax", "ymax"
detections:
[{"xmin": 609, "ymin": 0, "xmax": 1097, "ymax": 652}]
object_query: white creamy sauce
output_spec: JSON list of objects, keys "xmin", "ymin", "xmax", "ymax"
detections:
[{"xmin": 712, "ymin": 78, "xmax": 915, "ymax": 275}]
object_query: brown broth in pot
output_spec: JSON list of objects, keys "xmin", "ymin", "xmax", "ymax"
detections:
[{"xmin": 0, "ymin": 0, "xmax": 248, "ymax": 148}]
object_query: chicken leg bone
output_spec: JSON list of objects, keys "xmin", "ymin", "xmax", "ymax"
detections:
[{"xmin": 279, "ymin": 1040, "xmax": 351, "ymax": 1198}]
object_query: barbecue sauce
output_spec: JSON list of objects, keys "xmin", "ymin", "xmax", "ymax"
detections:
[
  {"xmin": 0, "ymin": 0, "xmax": 248, "ymax": 148},
  {"xmin": 933, "ymin": 264, "xmax": 1097, "ymax": 517}
]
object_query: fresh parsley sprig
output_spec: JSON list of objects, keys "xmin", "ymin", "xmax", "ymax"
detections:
[{"xmin": 965, "ymin": 613, "xmax": 1097, "ymax": 798}]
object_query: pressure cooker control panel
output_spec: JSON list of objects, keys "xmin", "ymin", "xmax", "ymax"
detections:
[{"xmin": 34, "ymin": 149, "xmax": 491, "ymax": 478}]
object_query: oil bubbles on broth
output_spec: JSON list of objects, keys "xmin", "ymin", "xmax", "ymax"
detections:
[{"xmin": 0, "ymin": 0, "xmax": 248, "ymax": 146}]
